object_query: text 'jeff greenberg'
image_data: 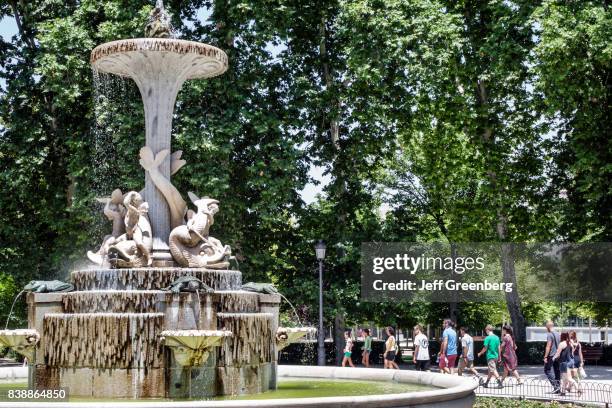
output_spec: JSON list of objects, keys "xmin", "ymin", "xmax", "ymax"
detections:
[{"xmin": 370, "ymin": 254, "xmax": 513, "ymax": 293}]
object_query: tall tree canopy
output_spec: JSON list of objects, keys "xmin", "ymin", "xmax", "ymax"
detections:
[{"xmin": 0, "ymin": 0, "xmax": 610, "ymax": 329}]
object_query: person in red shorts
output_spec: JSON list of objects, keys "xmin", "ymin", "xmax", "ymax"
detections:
[{"xmin": 438, "ymin": 319, "xmax": 458, "ymax": 374}]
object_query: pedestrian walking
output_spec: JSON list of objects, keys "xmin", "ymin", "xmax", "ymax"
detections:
[
  {"xmin": 458, "ymin": 327, "xmax": 479, "ymax": 378},
  {"xmin": 361, "ymin": 328, "xmax": 372, "ymax": 367},
  {"xmin": 569, "ymin": 331, "xmax": 584, "ymax": 394},
  {"xmin": 477, "ymin": 324, "xmax": 503, "ymax": 388},
  {"xmin": 413, "ymin": 325, "xmax": 430, "ymax": 371},
  {"xmin": 438, "ymin": 319, "xmax": 457, "ymax": 374},
  {"xmin": 384, "ymin": 327, "xmax": 399, "ymax": 369},
  {"xmin": 500, "ymin": 325, "xmax": 523, "ymax": 385},
  {"xmin": 552, "ymin": 332, "xmax": 577, "ymax": 396},
  {"xmin": 544, "ymin": 320, "xmax": 561, "ymax": 393}
]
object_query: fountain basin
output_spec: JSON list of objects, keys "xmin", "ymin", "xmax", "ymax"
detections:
[
  {"xmin": 0, "ymin": 366, "xmax": 476, "ymax": 407},
  {"xmin": 275, "ymin": 327, "xmax": 316, "ymax": 351},
  {"xmin": 0, "ymin": 329, "xmax": 39, "ymax": 362},
  {"xmin": 160, "ymin": 329, "xmax": 232, "ymax": 366},
  {"xmin": 71, "ymin": 268, "xmax": 243, "ymax": 291},
  {"xmin": 91, "ymin": 38, "xmax": 228, "ymax": 80}
]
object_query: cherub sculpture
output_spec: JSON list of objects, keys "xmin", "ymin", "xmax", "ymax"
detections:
[
  {"xmin": 87, "ymin": 190, "xmax": 152, "ymax": 268},
  {"xmin": 87, "ymin": 189, "xmax": 126, "ymax": 265},
  {"xmin": 107, "ymin": 191, "xmax": 152, "ymax": 268}
]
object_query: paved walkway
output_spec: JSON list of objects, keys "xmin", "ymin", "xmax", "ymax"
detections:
[
  {"xmin": 469, "ymin": 366, "xmax": 612, "ymax": 406},
  {"xmin": 401, "ymin": 364, "xmax": 612, "ymax": 405},
  {"xmin": 495, "ymin": 364, "xmax": 612, "ymax": 385},
  {"xmin": 352, "ymin": 363, "xmax": 612, "ymax": 404},
  {"xmin": 362, "ymin": 363, "xmax": 612, "ymax": 383}
]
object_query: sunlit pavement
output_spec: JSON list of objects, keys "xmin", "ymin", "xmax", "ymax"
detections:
[
  {"xmin": 347, "ymin": 364, "xmax": 612, "ymax": 384},
  {"xmin": 472, "ymin": 365, "xmax": 612, "ymax": 385}
]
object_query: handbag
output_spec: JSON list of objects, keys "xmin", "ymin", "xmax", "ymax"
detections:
[{"xmin": 579, "ymin": 366, "xmax": 587, "ymax": 378}]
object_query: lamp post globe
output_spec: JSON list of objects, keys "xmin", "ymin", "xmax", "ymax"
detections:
[{"xmin": 315, "ymin": 240, "xmax": 326, "ymax": 260}]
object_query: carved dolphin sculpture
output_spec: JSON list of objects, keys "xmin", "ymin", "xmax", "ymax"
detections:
[
  {"xmin": 241, "ymin": 282, "xmax": 279, "ymax": 295},
  {"xmin": 169, "ymin": 192, "xmax": 231, "ymax": 268},
  {"xmin": 139, "ymin": 146, "xmax": 187, "ymax": 229}
]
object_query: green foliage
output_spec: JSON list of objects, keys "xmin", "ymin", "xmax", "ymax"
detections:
[
  {"xmin": 475, "ymin": 397, "xmax": 568, "ymax": 408},
  {"xmin": 532, "ymin": 0, "xmax": 612, "ymax": 241},
  {"xmin": 0, "ymin": 0, "xmax": 610, "ymax": 329}
]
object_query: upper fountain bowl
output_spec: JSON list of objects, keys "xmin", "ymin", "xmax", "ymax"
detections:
[{"xmin": 90, "ymin": 38, "xmax": 228, "ymax": 80}]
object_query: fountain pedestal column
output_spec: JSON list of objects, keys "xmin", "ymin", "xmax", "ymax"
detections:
[{"xmin": 132, "ymin": 56, "xmax": 185, "ymax": 264}]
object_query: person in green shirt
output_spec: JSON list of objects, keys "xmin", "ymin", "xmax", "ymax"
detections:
[
  {"xmin": 361, "ymin": 329, "xmax": 372, "ymax": 367},
  {"xmin": 477, "ymin": 324, "xmax": 502, "ymax": 388}
]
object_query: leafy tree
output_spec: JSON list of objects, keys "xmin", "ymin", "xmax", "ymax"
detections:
[
  {"xmin": 0, "ymin": 0, "xmax": 307, "ymax": 322},
  {"xmin": 1, "ymin": 0, "xmax": 610, "ymax": 338},
  {"xmin": 533, "ymin": 0, "xmax": 611, "ymax": 242}
]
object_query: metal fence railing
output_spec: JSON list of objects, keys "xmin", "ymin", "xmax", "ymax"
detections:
[{"xmin": 474, "ymin": 377, "xmax": 612, "ymax": 407}]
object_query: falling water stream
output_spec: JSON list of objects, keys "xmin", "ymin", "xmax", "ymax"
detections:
[
  {"xmin": 278, "ymin": 293, "xmax": 302, "ymax": 327},
  {"xmin": 4, "ymin": 290, "xmax": 25, "ymax": 330},
  {"xmin": 90, "ymin": 69, "xmax": 143, "ymax": 247}
]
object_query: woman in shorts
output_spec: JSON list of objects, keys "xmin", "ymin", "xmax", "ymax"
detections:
[
  {"xmin": 342, "ymin": 330, "xmax": 355, "ymax": 367},
  {"xmin": 384, "ymin": 327, "xmax": 399, "ymax": 369},
  {"xmin": 552, "ymin": 332, "xmax": 577, "ymax": 395},
  {"xmin": 569, "ymin": 331, "xmax": 583, "ymax": 394}
]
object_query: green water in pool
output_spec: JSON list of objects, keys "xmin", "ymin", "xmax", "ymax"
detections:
[
  {"xmin": 0, "ymin": 377, "xmax": 434, "ymax": 402},
  {"xmin": 219, "ymin": 378, "xmax": 433, "ymax": 400}
]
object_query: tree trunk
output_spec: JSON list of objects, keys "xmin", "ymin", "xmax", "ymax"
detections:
[
  {"xmin": 476, "ymin": 79, "xmax": 527, "ymax": 341},
  {"xmin": 10, "ymin": 1, "xmax": 36, "ymax": 49},
  {"xmin": 433, "ymin": 215, "xmax": 459, "ymax": 323},
  {"xmin": 319, "ymin": 16, "xmax": 347, "ymax": 202},
  {"xmin": 334, "ymin": 312, "xmax": 345, "ymax": 365},
  {"xmin": 497, "ymin": 215, "xmax": 526, "ymax": 341},
  {"xmin": 449, "ymin": 242, "xmax": 459, "ymax": 324}
]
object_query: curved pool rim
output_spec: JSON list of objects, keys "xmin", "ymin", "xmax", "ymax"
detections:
[{"xmin": 0, "ymin": 365, "xmax": 477, "ymax": 408}]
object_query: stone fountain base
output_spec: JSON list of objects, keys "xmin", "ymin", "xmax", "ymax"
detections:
[{"xmin": 27, "ymin": 267, "xmax": 281, "ymax": 399}]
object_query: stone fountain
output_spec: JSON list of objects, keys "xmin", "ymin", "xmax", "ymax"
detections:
[{"xmin": 13, "ymin": 1, "xmax": 313, "ymax": 399}]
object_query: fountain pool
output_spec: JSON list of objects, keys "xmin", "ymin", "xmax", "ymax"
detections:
[{"xmin": 0, "ymin": 366, "xmax": 476, "ymax": 407}]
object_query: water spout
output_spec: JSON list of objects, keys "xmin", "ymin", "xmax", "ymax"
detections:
[
  {"xmin": 278, "ymin": 293, "xmax": 302, "ymax": 327},
  {"xmin": 5, "ymin": 290, "xmax": 25, "ymax": 330}
]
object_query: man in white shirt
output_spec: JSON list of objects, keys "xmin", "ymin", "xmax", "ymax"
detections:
[
  {"xmin": 413, "ymin": 325, "xmax": 430, "ymax": 371},
  {"xmin": 458, "ymin": 327, "xmax": 480, "ymax": 377}
]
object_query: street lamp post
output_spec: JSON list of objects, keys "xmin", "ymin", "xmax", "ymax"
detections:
[{"xmin": 314, "ymin": 240, "xmax": 326, "ymax": 366}]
